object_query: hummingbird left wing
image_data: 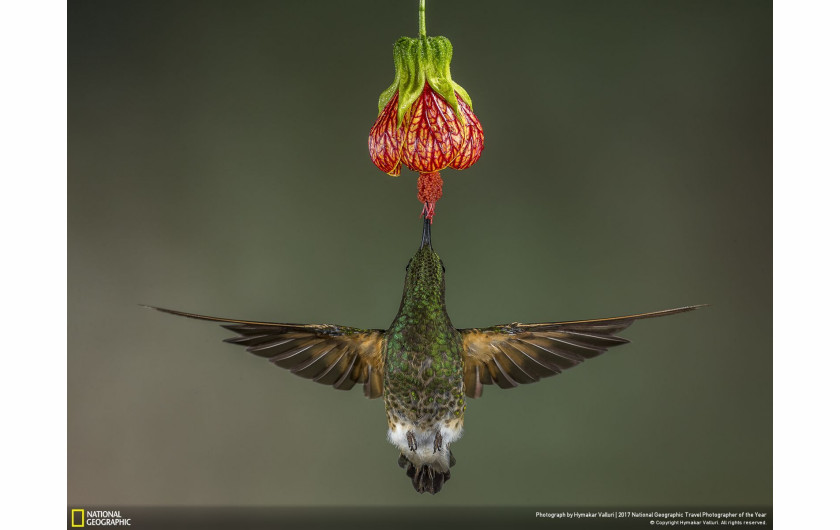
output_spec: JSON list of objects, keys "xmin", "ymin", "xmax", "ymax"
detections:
[
  {"xmin": 146, "ymin": 306, "xmax": 387, "ymax": 398},
  {"xmin": 459, "ymin": 305, "xmax": 702, "ymax": 398}
]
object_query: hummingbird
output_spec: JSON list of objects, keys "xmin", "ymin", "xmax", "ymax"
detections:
[{"xmin": 148, "ymin": 218, "xmax": 701, "ymax": 494}]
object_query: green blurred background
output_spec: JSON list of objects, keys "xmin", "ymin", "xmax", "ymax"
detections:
[{"xmin": 69, "ymin": 0, "xmax": 771, "ymax": 508}]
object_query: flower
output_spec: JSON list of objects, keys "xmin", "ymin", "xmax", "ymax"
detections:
[{"xmin": 368, "ymin": 35, "xmax": 484, "ymax": 177}]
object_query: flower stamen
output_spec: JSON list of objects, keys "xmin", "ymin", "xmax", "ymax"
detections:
[{"xmin": 417, "ymin": 171, "xmax": 443, "ymax": 221}]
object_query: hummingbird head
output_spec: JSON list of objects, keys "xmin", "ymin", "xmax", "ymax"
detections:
[{"xmin": 402, "ymin": 217, "xmax": 446, "ymax": 302}]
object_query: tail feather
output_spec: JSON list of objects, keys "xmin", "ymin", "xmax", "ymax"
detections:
[{"xmin": 397, "ymin": 451, "xmax": 455, "ymax": 494}]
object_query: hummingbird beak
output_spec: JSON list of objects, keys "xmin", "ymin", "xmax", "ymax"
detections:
[{"xmin": 420, "ymin": 217, "xmax": 432, "ymax": 249}]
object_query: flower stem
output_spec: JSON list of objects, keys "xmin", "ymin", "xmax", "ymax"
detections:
[{"xmin": 419, "ymin": 0, "xmax": 426, "ymax": 37}]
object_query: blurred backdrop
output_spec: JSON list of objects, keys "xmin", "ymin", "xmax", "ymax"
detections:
[{"xmin": 69, "ymin": 0, "xmax": 771, "ymax": 508}]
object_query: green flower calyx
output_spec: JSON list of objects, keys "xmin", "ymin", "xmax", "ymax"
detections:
[{"xmin": 377, "ymin": 35, "xmax": 474, "ymax": 126}]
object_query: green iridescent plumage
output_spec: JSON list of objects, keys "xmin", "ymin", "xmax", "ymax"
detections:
[{"xmin": 384, "ymin": 219, "xmax": 465, "ymax": 431}]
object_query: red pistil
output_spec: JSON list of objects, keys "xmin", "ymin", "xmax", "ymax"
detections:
[{"xmin": 417, "ymin": 171, "xmax": 443, "ymax": 221}]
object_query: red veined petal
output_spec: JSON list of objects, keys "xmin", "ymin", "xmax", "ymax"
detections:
[
  {"xmin": 448, "ymin": 94, "xmax": 484, "ymax": 170},
  {"xmin": 401, "ymin": 85, "xmax": 463, "ymax": 173},
  {"xmin": 368, "ymin": 93, "xmax": 405, "ymax": 176}
]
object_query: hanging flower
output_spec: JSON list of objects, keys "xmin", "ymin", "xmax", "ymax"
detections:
[{"xmin": 368, "ymin": 8, "xmax": 484, "ymax": 178}]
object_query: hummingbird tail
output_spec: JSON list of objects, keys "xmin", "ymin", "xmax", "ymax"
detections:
[{"xmin": 397, "ymin": 451, "xmax": 455, "ymax": 495}]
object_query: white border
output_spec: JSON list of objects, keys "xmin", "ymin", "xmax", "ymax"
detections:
[
  {"xmin": 2, "ymin": 0, "xmax": 834, "ymax": 527},
  {"xmin": 0, "ymin": 0, "xmax": 68, "ymax": 527},
  {"xmin": 774, "ymin": 1, "xmax": 840, "ymax": 528}
]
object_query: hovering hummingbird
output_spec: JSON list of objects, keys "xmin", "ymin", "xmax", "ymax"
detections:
[{"xmin": 148, "ymin": 218, "xmax": 700, "ymax": 494}]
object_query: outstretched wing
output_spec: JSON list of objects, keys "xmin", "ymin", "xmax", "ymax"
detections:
[
  {"xmin": 147, "ymin": 306, "xmax": 387, "ymax": 398},
  {"xmin": 459, "ymin": 305, "xmax": 702, "ymax": 398}
]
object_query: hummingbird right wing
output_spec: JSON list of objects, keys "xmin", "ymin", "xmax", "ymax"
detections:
[
  {"xmin": 146, "ymin": 306, "xmax": 387, "ymax": 398},
  {"xmin": 459, "ymin": 306, "xmax": 702, "ymax": 398}
]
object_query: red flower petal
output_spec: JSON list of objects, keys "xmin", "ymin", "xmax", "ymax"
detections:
[
  {"xmin": 368, "ymin": 93, "xmax": 405, "ymax": 176},
  {"xmin": 401, "ymin": 85, "xmax": 463, "ymax": 173},
  {"xmin": 370, "ymin": 85, "xmax": 483, "ymax": 177},
  {"xmin": 448, "ymin": 94, "xmax": 484, "ymax": 170}
]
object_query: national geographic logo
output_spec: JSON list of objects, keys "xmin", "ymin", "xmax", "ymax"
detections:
[{"xmin": 70, "ymin": 509, "xmax": 132, "ymax": 526}]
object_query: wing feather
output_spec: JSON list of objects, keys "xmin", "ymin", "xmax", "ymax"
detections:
[
  {"xmin": 312, "ymin": 346, "xmax": 350, "ymax": 385},
  {"xmin": 460, "ymin": 305, "xmax": 703, "ymax": 398},
  {"xmin": 146, "ymin": 306, "xmax": 386, "ymax": 398}
]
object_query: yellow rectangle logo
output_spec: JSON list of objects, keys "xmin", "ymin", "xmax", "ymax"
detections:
[{"xmin": 71, "ymin": 509, "xmax": 85, "ymax": 527}]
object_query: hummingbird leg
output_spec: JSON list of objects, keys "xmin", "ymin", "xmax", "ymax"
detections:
[
  {"xmin": 406, "ymin": 430, "xmax": 417, "ymax": 452},
  {"xmin": 433, "ymin": 430, "xmax": 443, "ymax": 453}
]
